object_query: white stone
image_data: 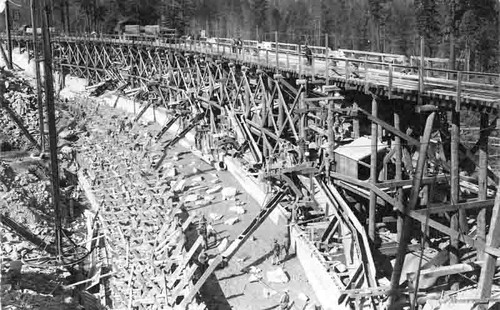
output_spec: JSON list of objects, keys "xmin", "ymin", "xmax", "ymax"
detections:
[
  {"xmin": 217, "ymin": 237, "xmax": 229, "ymax": 253},
  {"xmin": 221, "ymin": 187, "xmax": 237, "ymax": 200},
  {"xmin": 192, "ymin": 167, "xmax": 200, "ymax": 174},
  {"xmin": 298, "ymin": 293, "xmax": 309, "ymax": 302},
  {"xmin": 165, "ymin": 168, "xmax": 177, "ymax": 178},
  {"xmin": 206, "ymin": 185, "xmax": 222, "ymax": 194},
  {"xmin": 229, "ymin": 206, "xmax": 246, "ymax": 215},
  {"xmin": 184, "ymin": 194, "xmax": 199, "ymax": 202},
  {"xmin": 249, "ymin": 274, "xmax": 261, "ymax": 283},
  {"xmin": 224, "ymin": 217, "xmax": 240, "ymax": 226},
  {"xmin": 195, "ymin": 200, "xmax": 208, "ymax": 207},
  {"xmin": 266, "ymin": 267, "xmax": 289, "ymax": 283},
  {"xmin": 263, "ymin": 288, "xmax": 278, "ymax": 298},
  {"xmin": 210, "ymin": 178, "xmax": 220, "ymax": 184},
  {"xmin": 173, "ymin": 179, "xmax": 186, "ymax": 192},
  {"xmin": 209, "ymin": 213, "xmax": 223, "ymax": 221},
  {"xmin": 334, "ymin": 263, "xmax": 347, "ymax": 273},
  {"xmin": 191, "ymin": 176, "xmax": 204, "ymax": 183},
  {"xmin": 249, "ymin": 266, "xmax": 262, "ymax": 274},
  {"xmin": 204, "ymin": 195, "xmax": 215, "ymax": 201}
]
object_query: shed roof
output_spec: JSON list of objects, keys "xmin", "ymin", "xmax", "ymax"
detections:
[{"xmin": 334, "ymin": 136, "xmax": 387, "ymax": 161}]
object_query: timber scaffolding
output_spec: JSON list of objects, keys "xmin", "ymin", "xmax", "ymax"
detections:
[{"xmin": 5, "ymin": 33, "xmax": 500, "ymax": 309}]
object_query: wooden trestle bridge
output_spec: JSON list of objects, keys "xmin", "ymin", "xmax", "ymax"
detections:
[{"xmin": 6, "ymin": 34, "xmax": 500, "ymax": 309}]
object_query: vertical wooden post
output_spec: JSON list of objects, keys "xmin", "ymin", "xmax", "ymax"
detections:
[
  {"xmin": 394, "ymin": 111, "xmax": 403, "ymax": 242},
  {"xmin": 477, "ymin": 179, "xmax": 500, "ymax": 309},
  {"xmin": 450, "ymin": 74, "xmax": 462, "ymax": 290},
  {"xmin": 41, "ymin": 0, "xmax": 63, "ymax": 261},
  {"xmin": 299, "ymin": 82, "xmax": 306, "ymax": 139},
  {"xmin": 388, "ymin": 64, "xmax": 393, "ymax": 99},
  {"xmin": 345, "ymin": 59, "xmax": 350, "ymax": 84},
  {"xmin": 477, "ymin": 112, "xmax": 489, "ymax": 259},
  {"xmin": 285, "ymin": 50, "xmax": 289, "ymax": 70},
  {"xmin": 388, "ymin": 112, "xmax": 436, "ymax": 307},
  {"xmin": 31, "ymin": 0, "xmax": 44, "ymax": 152},
  {"xmin": 325, "ymin": 34, "xmax": 329, "ymax": 84},
  {"xmin": 327, "ymin": 97, "xmax": 335, "ymax": 176},
  {"xmin": 311, "ymin": 54, "xmax": 315, "ymax": 80},
  {"xmin": 369, "ymin": 97, "xmax": 378, "ymax": 240},
  {"xmin": 418, "ymin": 36, "xmax": 425, "ymax": 103},
  {"xmin": 352, "ymin": 102, "xmax": 360, "ymax": 139},
  {"xmin": 275, "ymin": 31, "xmax": 279, "ymax": 70},
  {"xmin": 298, "ymin": 45, "xmax": 302, "ymax": 77},
  {"xmin": 4, "ymin": 0, "xmax": 12, "ymax": 69},
  {"xmin": 277, "ymin": 80, "xmax": 284, "ymax": 130}
]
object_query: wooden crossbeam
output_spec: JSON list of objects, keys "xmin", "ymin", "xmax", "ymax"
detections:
[
  {"xmin": 415, "ymin": 199, "xmax": 495, "ymax": 214},
  {"xmin": 357, "ymin": 107, "xmax": 420, "ymax": 146}
]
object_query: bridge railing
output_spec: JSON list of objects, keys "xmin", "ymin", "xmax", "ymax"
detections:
[{"xmin": 7, "ymin": 34, "xmax": 500, "ymax": 103}]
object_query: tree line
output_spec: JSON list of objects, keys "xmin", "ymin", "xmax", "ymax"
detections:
[{"xmin": 49, "ymin": 0, "xmax": 498, "ymax": 72}]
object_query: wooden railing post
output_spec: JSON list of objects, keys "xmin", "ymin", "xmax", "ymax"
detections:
[
  {"xmin": 286, "ymin": 51, "xmax": 289, "ymax": 70},
  {"xmin": 325, "ymin": 34, "xmax": 329, "ymax": 84},
  {"xmin": 275, "ymin": 31, "xmax": 279, "ymax": 70},
  {"xmin": 388, "ymin": 64, "xmax": 393, "ymax": 100},
  {"xmin": 345, "ymin": 59, "xmax": 350, "ymax": 83},
  {"xmin": 298, "ymin": 45, "xmax": 302, "ymax": 77},
  {"xmin": 311, "ymin": 54, "xmax": 315, "ymax": 79}
]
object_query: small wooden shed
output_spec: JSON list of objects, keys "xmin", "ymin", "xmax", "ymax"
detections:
[{"xmin": 334, "ymin": 136, "xmax": 387, "ymax": 181}]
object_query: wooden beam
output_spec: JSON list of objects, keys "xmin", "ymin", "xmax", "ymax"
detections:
[
  {"xmin": 369, "ymin": 98, "xmax": 378, "ymax": 241},
  {"xmin": 408, "ymin": 259, "xmax": 500, "ymax": 279},
  {"xmin": 388, "ymin": 112, "xmax": 435, "ymax": 307},
  {"xmin": 357, "ymin": 107, "xmax": 420, "ymax": 146},
  {"xmin": 477, "ymin": 113, "xmax": 489, "ymax": 259},
  {"xmin": 376, "ymin": 175, "xmax": 448, "ymax": 188},
  {"xmin": 0, "ymin": 100, "xmax": 42, "ymax": 150},
  {"xmin": 450, "ymin": 108, "xmax": 462, "ymax": 291},
  {"xmin": 330, "ymin": 171, "xmax": 500, "ymax": 258},
  {"xmin": 414, "ymin": 199, "xmax": 495, "ymax": 214},
  {"xmin": 477, "ymin": 178, "xmax": 500, "ymax": 309},
  {"xmin": 394, "ymin": 111, "xmax": 404, "ymax": 242}
]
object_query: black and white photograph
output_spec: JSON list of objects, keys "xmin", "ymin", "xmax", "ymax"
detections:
[{"xmin": 0, "ymin": 1, "xmax": 499, "ymax": 309}]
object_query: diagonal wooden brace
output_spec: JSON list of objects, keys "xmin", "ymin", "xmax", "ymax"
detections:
[{"xmin": 1, "ymin": 100, "xmax": 41, "ymax": 150}]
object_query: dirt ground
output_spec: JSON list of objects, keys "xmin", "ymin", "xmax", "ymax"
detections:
[{"xmin": 152, "ymin": 122, "xmax": 320, "ymax": 310}]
